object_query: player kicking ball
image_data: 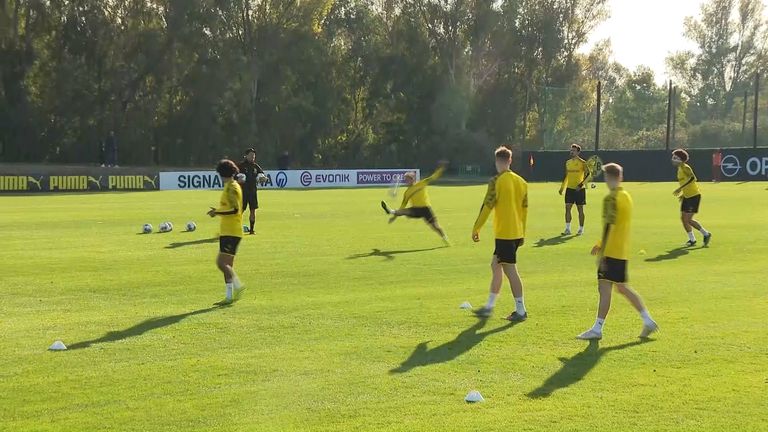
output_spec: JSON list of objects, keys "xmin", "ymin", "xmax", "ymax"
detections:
[
  {"xmin": 671, "ymin": 149, "xmax": 712, "ymax": 247},
  {"xmin": 558, "ymin": 144, "xmax": 591, "ymax": 235},
  {"xmin": 471, "ymin": 147, "xmax": 529, "ymax": 321},
  {"xmin": 380, "ymin": 162, "xmax": 450, "ymax": 245},
  {"xmin": 577, "ymin": 163, "xmax": 658, "ymax": 340},
  {"xmin": 207, "ymin": 159, "xmax": 245, "ymax": 304}
]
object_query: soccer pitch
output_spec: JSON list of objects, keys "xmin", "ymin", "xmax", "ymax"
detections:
[{"xmin": 2, "ymin": 182, "xmax": 767, "ymax": 431}]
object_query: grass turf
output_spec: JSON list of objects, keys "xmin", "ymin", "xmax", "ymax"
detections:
[{"xmin": 1, "ymin": 182, "xmax": 767, "ymax": 431}]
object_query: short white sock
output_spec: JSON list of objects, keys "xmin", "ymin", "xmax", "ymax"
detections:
[
  {"xmin": 640, "ymin": 310, "xmax": 654, "ymax": 325},
  {"xmin": 592, "ymin": 317, "xmax": 605, "ymax": 332},
  {"xmin": 565, "ymin": 223, "xmax": 571, "ymax": 231},
  {"xmin": 485, "ymin": 292, "xmax": 498, "ymax": 309},
  {"xmin": 225, "ymin": 283, "xmax": 234, "ymax": 300},
  {"xmin": 687, "ymin": 231, "xmax": 696, "ymax": 242},
  {"xmin": 515, "ymin": 297, "xmax": 526, "ymax": 315},
  {"xmin": 699, "ymin": 227, "xmax": 709, "ymax": 236},
  {"xmin": 578, "ymin": 226, "xmax": 584, "ymax": 232}
]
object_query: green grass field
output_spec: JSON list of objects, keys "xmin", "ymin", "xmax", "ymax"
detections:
[{"xmin": 2, "ymin": 182, "xmax": 767, "ymax": 431}]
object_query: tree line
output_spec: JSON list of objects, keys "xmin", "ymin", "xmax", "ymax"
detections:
[{"xmin": 0, "ymin": 0, "xmax": 766, "ymax": 168}]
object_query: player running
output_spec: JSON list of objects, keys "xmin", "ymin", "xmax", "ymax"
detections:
[
  {"xmin": 471, "ymin": 147, "xmax": 529, "ymax": 321},
  {"xmin": 207, "ymin": 159, "xmax": 245, "ymax": 303},
  {"xmin": 237, "ymin": 148, "xmax": 266, "ymax": 235},
  {"xmin": 558, "ymin": 144, "xmax": 591, "ymax": 236},
  {"xmin": 577, "ymin": 163, "xmax": 658, "ymax": 340},
  {"xmin": 671, "ymin": 149, "xmax": 712, "ymax": 247},
  {"xmin": 380, "ymin": 162, "xmax": 450, "ymax": 244}
]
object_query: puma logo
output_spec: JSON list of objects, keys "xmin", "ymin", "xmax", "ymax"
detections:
[
  {"xmin": 87, "ymin": 176, "xmax": 102, "ymax": 189},
  {"xmin": 27, "ymin": 176, "xmax": 43, "ymax": 190},
  {"xmin": 143, "ymin": 176, "xmax": 158, "ymax": 189}
]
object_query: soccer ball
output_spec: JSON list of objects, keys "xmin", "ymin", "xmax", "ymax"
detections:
[
  {"xmin": 590, "ymin": 183, "xmax": 597, "ymax": 189},
  {"xmin": 236, "ymin": 173, "xmax": 246, "ymax": 183},
  {"xmin": 159, "ymin": 222, "xmax": 173, "ymax": 233},
  {"xmin": 243, "ymin": 225, "xmax": 250, "ymax": 233},
  {"xmin": 142, "ymin": 224, "xmax": 153, "ymax": 234},
  {"xmin": 186, "ymin": 222, "xmax": 197, "ymax": 232},
  {"xmin": 257, "ymin": 173, "xmax": 267, "ymax": 183},
  {"xmin": 166, "ymin": 222, "xmax": 174, "ymax": 232}
]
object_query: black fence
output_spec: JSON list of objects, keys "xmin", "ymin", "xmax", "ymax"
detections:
[{"xmin": 523, "ymin": 148, "xmax": 768, "ymax": 182}]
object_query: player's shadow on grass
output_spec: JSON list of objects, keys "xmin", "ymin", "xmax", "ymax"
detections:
[
  {"xmin": 165, "ymin": 237, "xmax": 218, "ymax": 249},
  {"xmin": 645, "ymin": 246, "xmax": 701, "ymax": 262},
  {"xmin": 67, "ymin": 305, "xmax": 227, "ymax": 350},
  {"xmin": 346, "ymin": 246, "xmax": 446, "ymax": 261},
  {"xmin": 389, "ymin": 318, "xmax": 516, "ymax": 373},
  {"xmin": 533, "ymin": 235, "xmax": 575, "ymax": 248},
  {"xmin": 526, "ymin": 339, "xmax": 652, "ymax": 398}
]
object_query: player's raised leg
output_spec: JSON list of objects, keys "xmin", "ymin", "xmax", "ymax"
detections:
[{"xmin": 615, "ymin": 283, "xmax": 658, "ymax": 338}]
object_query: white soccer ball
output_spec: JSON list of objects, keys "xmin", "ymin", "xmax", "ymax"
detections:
[
  {"xmin": 257, "ymin": 173, "xmax": 267, "ymax": 183},
  {"xmin": 186, "ymin": 222, "xmax": 197, "ymax": 232},
  {"xmin": 159, "ymin": 222, "xmax": 168, "ymax": 233},
  {"xmin": 142, "ymin": 224, "xmax": 153, "ymax": 234},
  {"xmin": 236, "ymin": 173, "xmax": 246, "ymax": 183},
  {"xmin": 166, "ymin": 222, "xmax": 174, "ymax": 232}
]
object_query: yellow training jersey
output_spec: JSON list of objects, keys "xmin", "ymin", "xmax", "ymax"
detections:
[
  {"xmin": 677, "ymin": 163, "xmax": 700, "ymax": 198},
  {"xmin": 600, "ymin": 187, "xmax": 632, "ymax": 260},
  {"xmin": 400, "ymin": 166, "xmax": 445, "ymax": 209},
  {"xmin": 218, "ymin": 179, "xmax": 243, "ymax": 237},
  {"xmin": 473, "ymin": 170, "xmax": 528, "ymax": 240},
  {"xmin": 561, "ymin": 157, "xmax": 589, "ymax": 190}
]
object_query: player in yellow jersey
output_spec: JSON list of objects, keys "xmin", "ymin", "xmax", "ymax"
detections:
[
  {"xmin": 558, "ymin": 144, "xmax": 591, "ymax": 235},
  {"xmin": 671, "ymin": 149, "xmax": 712, "ymax": 247},
  {"xmin": 207, "ymin": 159, "xmax": 245, "ymax": 303},
  {"xmin": 381, "ymin": 162, "xmax": 450, "ymax": 244},
  {"xmin": 577, "ymin": 163, "xmax": 658, "ymax": 340},
  {"xmin": 471, "ymin": 147, "xmax": 529, "ymax": 321}
]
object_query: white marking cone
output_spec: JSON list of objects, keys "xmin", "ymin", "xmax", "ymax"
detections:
[
  {"xmin": 459, "ymin": 301, "xmax": 473, "ymax": 310},
  {"xmin": 49, "ymin": 340, "xmax": 67, "ymax": 351},
  {"xmin": 465, "ymin": 390, "xmax": 484, "ymax": 403}
]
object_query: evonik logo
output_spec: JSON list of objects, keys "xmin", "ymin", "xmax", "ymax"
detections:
[
  {"xmin": 300, "ymin": 171, "xmax": 313, "ymax": 187},
  {"xmin": 720, "ymin": 155, "xmax": 741, "ymax": 178}
]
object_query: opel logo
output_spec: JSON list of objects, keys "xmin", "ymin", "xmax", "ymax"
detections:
[
  {"xmin": 720, "ymin": 155, "xmax": 741, "ymax": 178},
  {"xmin": 276, "ymin": 171, "xmax": 288, "ymax": 188}
]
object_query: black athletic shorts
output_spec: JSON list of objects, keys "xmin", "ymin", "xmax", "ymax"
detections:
[
  {"xmin": 219, "ymin": 236, "xmax": 242, "ymax": 256},
  {"xmin": 680, "ymin": 194, "xmax": 701, "ymax": 214},
  {"xmin": 404, "ymin": 207, "xmax": 436, "ymax": 223},
  {"xmin": 494, "ymin": 239, "xmax": 523, "ymax": 264},
  {"xmin": 565, "ymin": 187, "xmax": 587, "ymax": 205},
  {"xmin": 598, "ymin": 257, "xmax": 628, "ymax": 283},
  {"xmin": 242, "ymin": 189, "xmax": 259, "ymax": 211}
]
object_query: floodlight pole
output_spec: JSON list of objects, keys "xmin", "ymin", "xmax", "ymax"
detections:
[
  {"xmin": 754, "ymin": 73, "xmax": 760, "ymax": 149},
  {"xmin": 666, "ymin": 80, "xmax": 672, "ymax": 151},
  {"xmin": 595, "ymin": 81, "xmax": 601, "ymax": 152}
]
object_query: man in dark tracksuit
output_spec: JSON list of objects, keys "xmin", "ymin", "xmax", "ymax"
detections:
[{"xmin": 237, "ymin": 148, "xmax": 265, "ymax": 235}]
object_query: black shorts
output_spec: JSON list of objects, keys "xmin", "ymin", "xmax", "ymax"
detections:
[
  {"xmin": 494, "ymin": 239, "xmax": 523, "ymax": 264},
  {"xmin": 219, "ymin": 236, "xmax": 242, "ymax": 256},
  {"xmin": 680, "ymin": 194, "xmax": 701, "ymax": 214},
  {"xmin": 242, "ymin": 190, "xmax": 259, "ymax": 211},
  {"xmin": 598, "ymin": 257, "xmax": 628, "ymax": 283},
  {"xmin": 403, "ymin": 207, "xmax": 436, "ymax": 223},
  {"xmin": 565, "ymin": 188, "xmax": 586, "ymax": 205}
]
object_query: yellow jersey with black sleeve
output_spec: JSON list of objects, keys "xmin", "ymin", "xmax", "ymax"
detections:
[
  {"xmin": 218, "ymin": 179, "xmax": 243, "ymax": 238},
  {"xmin": 561, "ymin": 157, "xmax": 589, "ymax": 190},
  {"xmin": 677, "ymin": 163, "xmax": 700, "ymax": 198},
  {"xmin": 597, "ymin": 187, "xmax": 632, "ymax": 260},
  {"xmin": 399, "ymin": 166, "xmax": 445, "ymax": 209},
  {"xmin": 473, "ymin": 170, "xmax": 528, "ymax": 240}
]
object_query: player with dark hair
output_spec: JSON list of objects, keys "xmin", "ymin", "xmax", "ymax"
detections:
[
  {"xmin": 208, "ymin": 159, "xmax": 244, "ymax": 303},
  {"xmin": 380, "ymin": 162, "xmax": 450, "ymax": 244},
  {"xmin": 559, "ymin": 144, "xmax": 591, "ymax": 235},
  {"xmin": 577, "ymin": 163, "xmax": 658, "ymax": 340},
  {"xmin": 472, "ymin": 147, "xmax": 529, "ymax": 321},
  {"xmin": 237, "ymin": 148, "xmax": 266, "ymax": 235},
  {"xmin": 671, "ymin": 149, "xmax": 712, "ymax": 247}
]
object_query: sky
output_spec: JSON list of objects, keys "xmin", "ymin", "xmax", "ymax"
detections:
[{"xmin": 583, "ymin": 0, "xmax": 768, "ymax": 83}]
